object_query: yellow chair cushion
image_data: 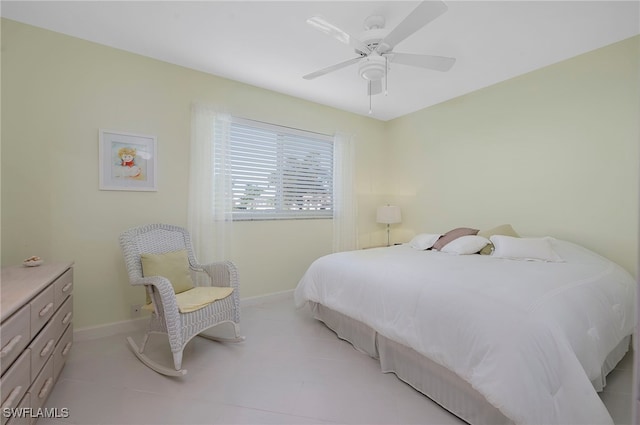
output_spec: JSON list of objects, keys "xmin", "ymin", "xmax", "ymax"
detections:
[
  {"xmin": 142, "ymin": 286, "xmax": 234, "ymax": 314},
  {"xmin": 141, "ymin": 250, "xmax": 195, "ymax": 302},
  {"xmin": 175, "ymin": 286, "xmax": 234, "ymax": 313}
]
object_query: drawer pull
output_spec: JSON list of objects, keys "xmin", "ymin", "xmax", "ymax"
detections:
[
  {"xmin": 62, "ymin": 282, "xmax": 73, "ymax": 293},
  {"xmin": 0, "ymin": 335, "xmax": 23, "ymax": 358},
  {"xmin": 39, "ymin": 302, "xmax": 54, "ymax": 317},
  {"xmin": 40, "ymin": 339, "xmax": 55, "ymax": 357},
  {"xmin": 62, "ymin": 341, "xmax": 73, "ymax": 356},
  {"xmin": 38, "ymin": 377, "xmax": 54, "ymax": 399},
  {"xmin": 1, "ymin": 386, "xmax": 23, "ymax": 409},
  {"xmin": 62, "ymin": 312, "xmax": 73, "ymax": 325}
]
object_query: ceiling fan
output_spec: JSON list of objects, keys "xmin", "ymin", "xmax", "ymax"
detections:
[{"xmin": 303, "ymin": 1, "xmax": 456, "ymax": 100}]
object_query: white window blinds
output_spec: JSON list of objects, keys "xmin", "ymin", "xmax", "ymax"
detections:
[{"xmin": 227, "ymin": 117, "xmax": 333, "ymax": 220}]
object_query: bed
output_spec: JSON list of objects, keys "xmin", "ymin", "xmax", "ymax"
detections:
[{"xmin": 294, "ymin": 237, "xmax": 636, "ymax": 425}]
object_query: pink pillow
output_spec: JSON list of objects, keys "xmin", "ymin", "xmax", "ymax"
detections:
[{"xmin": 433, "ymin": 227, "xmax": 479, "ymax": 251}]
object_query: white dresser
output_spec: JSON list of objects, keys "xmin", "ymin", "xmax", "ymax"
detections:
[{"xmin": 0, "ymin": 262, "xmax": 73, "ymax": 425}]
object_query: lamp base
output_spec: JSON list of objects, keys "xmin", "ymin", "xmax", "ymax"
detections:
[{"xmin": 386, "ymin": 224, "xmax": 391, "ymax": 247}]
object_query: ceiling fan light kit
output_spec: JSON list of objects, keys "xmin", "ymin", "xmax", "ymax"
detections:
[
  {"xmin": 303, "ymin": 0, "xmax": 456, "ymax": 114},
  {"xmin": 359, "ymin": 55, "xmax": 387, "ymax": 81}
]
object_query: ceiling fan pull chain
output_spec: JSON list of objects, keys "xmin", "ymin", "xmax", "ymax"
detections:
[
  {"xmin": 385, "ymin": 56, "xmax": 388, "ymax": 96},
  {"xmin": 369, "ymin": 81, "xmax": 373, "ymax": 115}
]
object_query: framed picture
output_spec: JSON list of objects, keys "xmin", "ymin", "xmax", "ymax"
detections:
[{"xmin": 99, "ymin": 129, "xmax": 157, "ymax": 191}]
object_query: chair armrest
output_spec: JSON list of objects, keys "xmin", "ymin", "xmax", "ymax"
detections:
[
  {"xmin": 132, "ymin": 276, "xmax": 180, "ymax": 324},
  {"xmin": 193, "ymin": 261, "xmax": 239, "ymax": 290}
]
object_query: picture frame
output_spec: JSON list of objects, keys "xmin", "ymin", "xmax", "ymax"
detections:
[{"xmin": 99, "ymin": 129, "xmax": 157, "ymax": 191}]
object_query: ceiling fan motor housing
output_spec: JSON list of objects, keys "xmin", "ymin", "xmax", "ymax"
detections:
[{"xmin": 356, "ymin": 27, "xmax": 392, "ymax": 55}]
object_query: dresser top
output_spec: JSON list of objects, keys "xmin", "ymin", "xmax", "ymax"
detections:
[{"xmin": 1, "ymin": 262, "xmax": 74, "ymax": 321}]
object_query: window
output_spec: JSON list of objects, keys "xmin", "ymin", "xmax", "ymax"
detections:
[{"xmin": 226, "ymin": 117, "xmax": 333, "ymax": 220}]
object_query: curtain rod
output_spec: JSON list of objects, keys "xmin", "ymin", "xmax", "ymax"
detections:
[{"xmin": 233, "ymin": 115, "xmax": 333, "ymax": 139}]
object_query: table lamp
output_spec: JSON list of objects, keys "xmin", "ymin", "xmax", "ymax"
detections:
[{"xmin": 376, "ymin": 205, "xmax": 402, "ymax": 246}]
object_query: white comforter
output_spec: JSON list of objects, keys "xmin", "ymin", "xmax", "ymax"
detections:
[{"xmin": 294, "ymin": 240, "xmax": 636, "ymax": 425}]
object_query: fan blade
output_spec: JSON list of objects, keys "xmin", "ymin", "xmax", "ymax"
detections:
[
  {"xmin": 368, "ymin": 80, "xmax": 382, "ymax": 96},
  {"xmin": 303, "ymin": 56, "xmax": 364, "ymax": 80},
  {"xmin": 390, "ymin": 52, "xmax": 456, "ymax": 71},
  {"xmin": 378, "ymin": 1, "xmax": 448, "ymax": 51},
  {"xmin": 307, "ymin": 16, "xmax": 372, "ymax": 54}
]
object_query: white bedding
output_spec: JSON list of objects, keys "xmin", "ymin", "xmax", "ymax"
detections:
[{"xmin": 294, "ymin": 240, "xmax": 636, "ymax": 425}]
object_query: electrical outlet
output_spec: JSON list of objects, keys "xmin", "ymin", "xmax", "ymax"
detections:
[{"xmin": 130, "ymin": 304, "xmax": 142, "ymax": 317}]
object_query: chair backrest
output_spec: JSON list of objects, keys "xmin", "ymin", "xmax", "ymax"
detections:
[{"xmin": 119, "ymin": 224, "xmax": 198, "ymax": 283}]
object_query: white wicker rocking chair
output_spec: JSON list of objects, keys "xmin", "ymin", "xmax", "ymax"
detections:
[{"xmin": 119, "ymin": 223, "xmax": 243, "ymax": 376}]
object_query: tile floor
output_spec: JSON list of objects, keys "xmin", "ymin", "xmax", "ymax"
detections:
[{"xmin": 40, "ymin": 294, "xmax": 634, "ymax": 425}]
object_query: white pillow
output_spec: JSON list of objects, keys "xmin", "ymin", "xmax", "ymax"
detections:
[
  {"xmin": 490, "ymin": 235, "xmax": 564, "ymax": 262},
  {"xmin": 440, "ymin": 235, "xmax": 490, "ymax": 255},
  {"xmin": 407, "ymin": 233, "xmax": 442, "ymax": 250}
]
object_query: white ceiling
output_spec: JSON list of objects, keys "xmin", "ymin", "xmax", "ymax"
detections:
[{"xmin": 2, "ymin": 1, "xmax": 639, "ymax": 121}]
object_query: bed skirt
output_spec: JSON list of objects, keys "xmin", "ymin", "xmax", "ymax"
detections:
[{"xmin": 309, "ymin": 302, "xmax": 630, "ymax": 425}]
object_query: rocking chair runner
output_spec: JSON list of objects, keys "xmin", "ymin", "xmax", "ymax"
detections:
[{"xmin": 119, "ymin": 223, "xmax": 243, "ymax": 376}]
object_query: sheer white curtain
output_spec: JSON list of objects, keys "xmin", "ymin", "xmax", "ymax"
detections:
[
  {"xmin": 333, "ymin": 132, "xmax": 357, "ymax": 252},
  {"xmin": 188, "ymin": 104, "xmax": 233, "ymax": 264}
]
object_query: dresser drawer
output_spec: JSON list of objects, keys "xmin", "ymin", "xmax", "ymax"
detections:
[
  {"xmin": 53, "ymin": 325, "xmax": 72, "ymax": 381},
  {"xmin": 5, "ymin": 392, "xmax": 29, "ymax": 425},
  {"xmin": 29, "ymin": 287, "xmax": 54, "ymax": 338},
  {"xmin": 0, "ymin": 305, "xmax": 30, "ymax": 376},
  {"xmin": 53, "ymin": 269, "xmax": 73, "ymax": 310},
  {"xmin": 28, "ymin": 357, "xmax": 54, "ymax": 414},
  {"xmin": 29, "ymin": 295, "xmax": 72, "ymax": 381},
  {"xmin": 0, "ymin": 350, "xmax": 30, "ymax": 425},
  {"xmin": 51, "ymin": 297, "xmax": 72, "ymax": 338},
  {"xmin": 27, "ymin": 321, "xmax": 56, "ymax": 381}
]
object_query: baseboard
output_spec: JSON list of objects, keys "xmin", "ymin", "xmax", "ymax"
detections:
[
  {"xmin": 73, "ymin": 289, "xmax": 295, "ymax": 341},
  {"xmin": 240, "ymin": 289, "xmax": 294, "ymax": 307},
  {"xmin": 74, "ymin": 316, "xmax": 148, "ymax": 342}
]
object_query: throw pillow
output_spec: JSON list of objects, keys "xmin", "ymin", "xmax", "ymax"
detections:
[
  {"xmin": 433, "ymin": 227, "xmax": 479, "ymax": 251},
  {"xmin": 141, "ymin": 249, "xmax": 195, "ymax": 300},
  {"xmin": 477, "ymin": 224, "xmax": 520, "ymax": 255},
  {"xmin": 440, "ymin": 235, "xmax": 490, "ymax": 255}
]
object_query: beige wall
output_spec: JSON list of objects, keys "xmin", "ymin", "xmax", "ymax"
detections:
[
  {"xmin": 0, "ymin": 19, "xmax": 388, "ymax": 328},
  {"xmin": 387, "ymin": 35, "xmax": 640, "ymax": 276},
  {"xmin": 2, "ymin": 19, "xmax": 638, "ymax": 330}
]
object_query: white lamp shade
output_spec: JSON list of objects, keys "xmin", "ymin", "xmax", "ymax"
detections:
[{"xmin": 376, "ymin": 205, "xmax": 402, "ymax": 224}]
